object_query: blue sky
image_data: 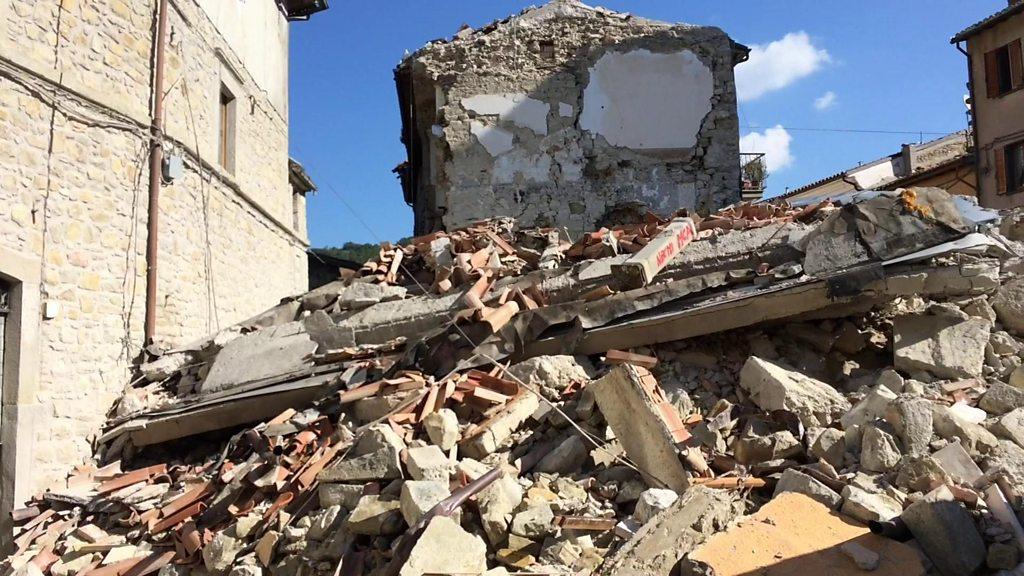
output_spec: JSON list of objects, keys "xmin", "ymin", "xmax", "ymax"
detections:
[{"xmin": 289, "ymin": 0, "xmax": 1003, "ymax": 247}]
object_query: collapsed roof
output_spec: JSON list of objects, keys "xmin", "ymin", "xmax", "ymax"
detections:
[{"xmin": 5, "ymin": 188, "xmax": 1024, "ymax": 576}]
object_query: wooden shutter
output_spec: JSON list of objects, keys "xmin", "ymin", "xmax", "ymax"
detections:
[
  {"xmin": 1011, "ymin": 39, "xmax": 1024, "ymax": 90},
  {"xmin": 986, "ymin": 49, "xmax": 1001, "ymax": 98},
  {"xmin": 996, "ymin": 147, "xmax": 1008, "ymax": 194}
]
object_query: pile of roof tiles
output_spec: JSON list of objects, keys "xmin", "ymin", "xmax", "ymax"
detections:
[{"xmin": 6, "ymin": 189, "xmax": 1024, "ymax": 576}]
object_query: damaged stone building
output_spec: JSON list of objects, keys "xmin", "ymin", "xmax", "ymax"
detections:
[
  {"xmin": 0, "ymin": 0, "xmax": 326, "ymax": 533},
  {"xmin": 396, "ymin": 0, "xmax": 748, "ymax": 236}
]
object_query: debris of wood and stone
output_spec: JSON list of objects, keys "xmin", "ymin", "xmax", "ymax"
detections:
[{"xmin": 7, "ymin": 188, "xmax": 1024, "ymax": 576}]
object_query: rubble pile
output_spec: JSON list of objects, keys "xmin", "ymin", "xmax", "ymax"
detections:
[{"xmin": 5, "ymin": 189, "xmax": 1024, "ymax": 576}]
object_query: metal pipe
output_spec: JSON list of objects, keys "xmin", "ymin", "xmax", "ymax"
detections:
[{"xmin": 145, "ymin": 0, "xmax": 169, "ymax": 344}]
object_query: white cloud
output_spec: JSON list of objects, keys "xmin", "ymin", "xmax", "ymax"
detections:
[
  {"xmin": 814, "ymin": 91, "xmax": 837, "ymax": 111},
  {"xmin": 736, "ymin": 32, "xmax": 831, "ymax": 102},
  {"xmin": 740, "ymin": 125, "xmax": 793, "ymax": 172}
]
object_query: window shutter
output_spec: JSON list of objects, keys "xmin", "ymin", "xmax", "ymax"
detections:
[
  {"xmin": 1011, "ymin": 39, "xmax": 1024, "ymax": 90},
  {"xmin": 986, "ymin": 49, "xmax": 1001, "ymax": 98},
  {"xmin": 996, "ymin": 147, "xmax": 1008, "ymax": 194}
]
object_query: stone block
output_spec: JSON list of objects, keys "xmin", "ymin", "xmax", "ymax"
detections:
[
  {"xmin": 840, "ymin": 485, "xmax": 902, "ymax": 523},
  {"xmin": 861, "ymin": 422, "xmax": 902, "ymax": 472},
  {"xmin": 346, "ymin": 496, "xmax": 404, "ymax": 536},
  {"xmin": 739, "ymin": 356, "xmax": 851, "ymax": 429},
  {"xmin": 980, "ymin": 383, "xmax": 1024, "ymax": 416},
  {"xmin": 423, "ymin": 409, "xmax": 459, "ymax": 451},
  {"xmin": 318, "ymin": 448, "xmax": 402, "ymax": 483},
  {"xmin": 399, "ymin": 516, "xmax": 487, "ymax": 576},
  {"xmin": 773, "ymin": 469, "xmax": 842, "ymax": 510},
  {"xmin": 406, "ymin": 445, "xmax": 455, "ymax": 482},
  {"xmin": 399, "ymin": 481, "xmax": 450, "ymax": 525}
]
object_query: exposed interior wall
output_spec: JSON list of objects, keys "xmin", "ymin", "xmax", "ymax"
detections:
[
  {"xmin": 967, "ymin": 11, "xmax": 1024, "ymax": 208},
  {"xmin": 0, "ymin": 0, "xmax": 307, "ymax": 508},
  {"xmin": 399, "ymin": 3, "xmax": 744, "ymax": 236}
]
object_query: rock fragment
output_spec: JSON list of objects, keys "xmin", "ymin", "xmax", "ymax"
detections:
[
  {"xmin": 893, "ymin": 314, "xmax": 990, "ymax": 379},
  {"xmin": 633, "ymin": 488, "xmax": 679, "ymax": 524},
  {"xmin": 739, "ymin": 356, "xmax": 851, "ymax": 428},
  {"xmin": 399, "ymin": 516, "xmax": 487, "ymax": 576},
  {"xmin": 861, "ymin": 422, "xmax": 902, "ymax": 472},
  {"xmin": 400, "ymin": 481, "xmax": 450, "ymax": 525},
  {"xmin": 901, "ymin": 488, "xmax": 986, "ymax": 576},
  {"xmin": 773, "ymin": 469, "xmax": 842, "ymax": 510},
  {"xmin": 423, "ymin": 408, "xmax": 460, "ymax": 450},
  {"xmin": 841, "ymin": 485, "xmax": 902, "ymax": 523}
]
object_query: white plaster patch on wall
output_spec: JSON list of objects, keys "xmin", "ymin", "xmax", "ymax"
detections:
[
  {"xmin": 493, "ymin": 150, "xmax": 553, "ymax": 185},
  {"xmin": 581, "ymin": 49, "xmax": 713, "ymax": 149},
  {"xmin": 462, "ymin": 94, "xmax": 550, "ymax": 135},
  {"xmin": 470, "ymin": 121, "xmax": 516, "ymax": 156},
  {"xmin": 431, "ymin": 125, "xmax": 444, "ymax": 137},
  {"xmin": 559, "ymin": 102, "xmax": 575, "ymax": 118}
]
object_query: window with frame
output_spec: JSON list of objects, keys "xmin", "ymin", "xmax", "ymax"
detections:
[
  {"xmin": 996, "ymin": 141, "xmax": 1024, "ymax": 194},
  {"xmin": 218, "ymin": 84, "xmax": 237, "ymax": 173},
  {"xmin": 985, "ymin": 39, "xmax": 1024, "ymax": 98}
]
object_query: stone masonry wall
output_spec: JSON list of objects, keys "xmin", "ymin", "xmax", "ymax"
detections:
[
  {"xmin": 0, "ymin": 0, "xmax": 308, "ymax": 497},
  {"xmin": 400, "ymin": 1, "xmax": 743, "ymax": 236}
]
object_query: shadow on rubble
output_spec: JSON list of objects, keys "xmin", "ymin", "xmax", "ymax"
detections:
[{"xmin": 673, "ymin": 514, "xmax": 923, "ymax": 576}]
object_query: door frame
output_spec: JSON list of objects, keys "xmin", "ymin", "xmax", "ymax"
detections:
[{"xmin": 0, "ymin": 245, "xmax": 41, "ymax": 553}]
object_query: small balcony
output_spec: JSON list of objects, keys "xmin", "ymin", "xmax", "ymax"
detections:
[{"xmin": 741, "ymin": 152, "xmax": 767, "ymax": 201}]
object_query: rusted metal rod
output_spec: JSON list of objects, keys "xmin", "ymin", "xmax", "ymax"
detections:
[{"xmin": 144, "ymin": 0, "xmax": 169, "ymax": 343}]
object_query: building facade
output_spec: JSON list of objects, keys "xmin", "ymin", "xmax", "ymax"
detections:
[
  {"xmin": 0, "ymin": 0, "xmax": 321, "ymax": 531},
  {"xmin": 396, "ymin": 0, "xmax": 748, "ymax": 236},
  {"xmin": 781, "ymin": 132, "xmax": 976, "ymax": 204},
  {"xmin": 953, "ymin": 0, "xmax": 1024, "ymax": 208}
]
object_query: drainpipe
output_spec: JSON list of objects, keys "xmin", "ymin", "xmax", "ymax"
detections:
[
  {"xmin": 145, "ymin": 0, "xmax": 169, "ymax": 344},
  {"xmin": 956, "ymin": 41, "xmax": 982, "ymax": 199}
]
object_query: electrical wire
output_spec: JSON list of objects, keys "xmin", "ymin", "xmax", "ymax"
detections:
[{"xmin": 741, "ymin": 125, "xmax": 953, "ymax": 137}]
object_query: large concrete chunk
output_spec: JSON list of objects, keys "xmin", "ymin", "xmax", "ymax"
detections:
[
  {"xmin": 893, "ymin": 314, "xmax": 990, "ymax": 379},
  {"xmin": 686, "ymin": 493, "xmax": 924, "ymax": 576},
  {"xmin": 201, "ymin": 322, "xmax": 317, "ymax": 394},
  {"xmin": 399, "ymin": 516, "xmax": 487, "ymax": 576},
  {"xmin": 598, "ymin": 487, "xmax": 744, "ymax": 576},
  {"xmin": 739, "ymin": 357, "xmax": 851, "ymax": 428},
  {"xmin": 590, "ymin": 365, "xmax": 690, "ymax": 492},
  {"xmin": 901, "ymin": 488, "xmax": 986, "ymax": 576}
]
